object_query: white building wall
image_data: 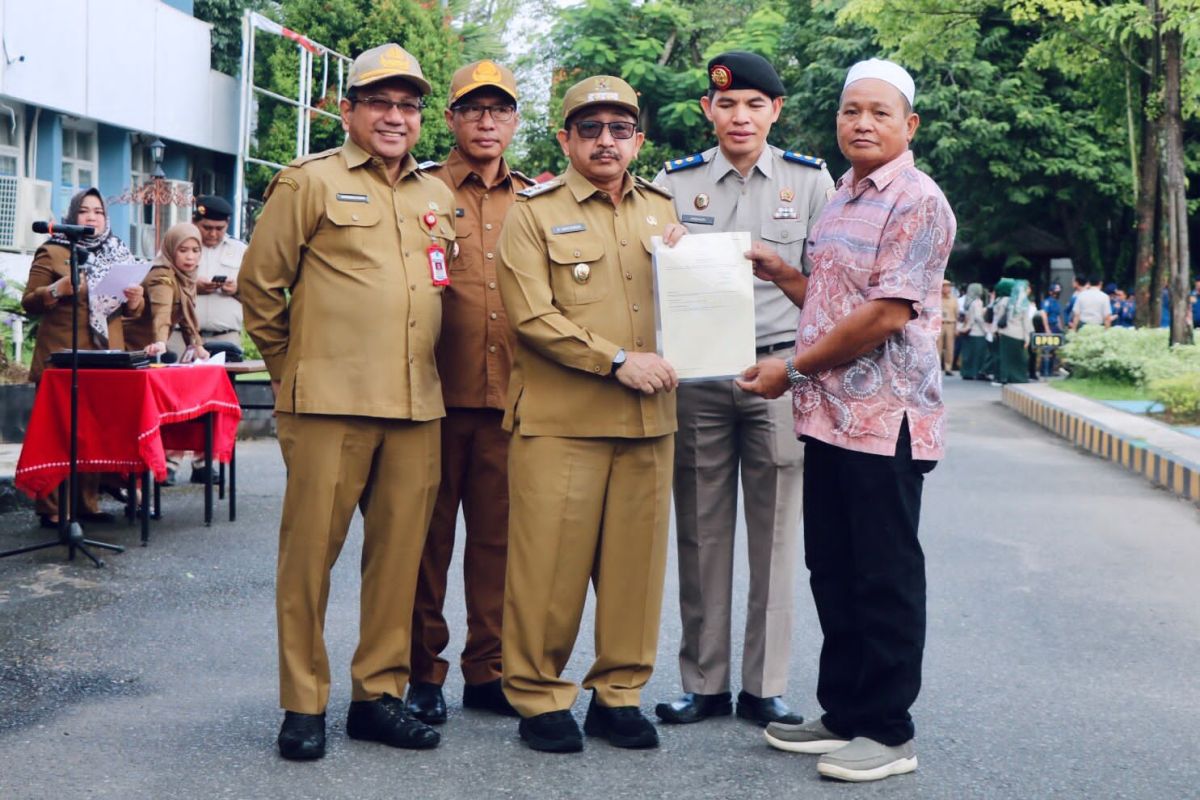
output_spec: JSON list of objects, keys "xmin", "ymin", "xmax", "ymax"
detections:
[{"xmin": 0, "ymin": 0, "xmax": 238, "ymax": 155}]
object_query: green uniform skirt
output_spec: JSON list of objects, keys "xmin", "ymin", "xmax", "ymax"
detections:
[
  {"xmin": 997, "ymin": 335, "xmax": 1028, "ymax": 384},
  {"xmin": 960, "ymin": 336, "xmax": 989, "ymax": 379}
]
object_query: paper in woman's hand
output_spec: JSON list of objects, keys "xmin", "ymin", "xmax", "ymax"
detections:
[{"xmin": 93, "ymin": 261, "xmax": 153, "ymax": 299}]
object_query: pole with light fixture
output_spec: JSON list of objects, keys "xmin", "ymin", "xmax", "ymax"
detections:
[{"xmin": 150, "ymin": 138, "xmax": 166, "ymax": 253}]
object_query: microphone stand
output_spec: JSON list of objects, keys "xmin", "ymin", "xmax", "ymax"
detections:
[{"xmin": 0, "ymin": 234, "xmax": 125, "ymax": 567}]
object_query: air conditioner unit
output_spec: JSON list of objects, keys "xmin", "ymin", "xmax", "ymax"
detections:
[{"xmin": 15, "ymin": 178, "xmax": 52, "ymax": 251}]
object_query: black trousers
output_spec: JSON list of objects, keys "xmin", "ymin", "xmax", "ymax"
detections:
[{"xmin": 802, "ymin": 420, "xmax": 934, "ymax": 745}]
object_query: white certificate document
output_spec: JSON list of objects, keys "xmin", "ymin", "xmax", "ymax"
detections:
[
  {"xmin": 92, "ymin": 261, "xmax": 153, "ymax": 299},
  {"xmin": 652, "ymin": 231, "xmax": 756, "ymax": 382}
]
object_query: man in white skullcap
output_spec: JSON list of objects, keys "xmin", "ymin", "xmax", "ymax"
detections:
[{"xmin": 737, "ymin": 58, "xmax": 956, "ymax": 782}]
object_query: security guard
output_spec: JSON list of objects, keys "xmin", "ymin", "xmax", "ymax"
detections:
[
  {"xmin": 240, "ymin": 43, "xmax": 456, "ymax": 762},
  {"xmin": 496, "ymin": 75, "xmax": 686, "ymax": 753},
  {"xmin": 653, "ymin": 50, "xmax": 834, "ymax": 727},
  {"xmin": 405, "ymin": 60, "xmax": 533, "ymax": 725}
]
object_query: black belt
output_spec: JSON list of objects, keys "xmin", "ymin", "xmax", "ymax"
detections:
[
  {"xmin": 756, "ymin": 340, "xmax": 795, "ymax": 355},
  {"xmin": 200, "ymin": 329, "xmax": 237, "ymax": 336}
]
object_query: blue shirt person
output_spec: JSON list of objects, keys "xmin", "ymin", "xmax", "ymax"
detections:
[{"xmin": 1041, "ymin": 284, "xmax": 1064, "ymax": 333}]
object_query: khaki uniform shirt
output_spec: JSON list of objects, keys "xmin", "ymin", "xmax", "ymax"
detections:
[
  {"xmin": 240, "ymin": 139, "xmax": 456, "ymax": 420},
  {"xmin": 123, "ymin": 265, "xmax": 202, "ymax": 351},
  {"xmin": 496, "ymin": 165, "xmax": 679, "ymax": 439},
  {"xmin": 194, "ymin": 236, "xmax": 247, "ymax": 334},
  {"xmin": 654, "ymin": 145, "xmax": 833, "ymax": 347},
  {"xmin": 423, "ymin": 148, "xmax": 534, "ymax": 410}
]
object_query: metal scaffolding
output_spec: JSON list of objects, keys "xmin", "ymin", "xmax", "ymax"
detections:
[{"xmin": 232, "ymin": 11, "xmax": 353, "ymax": 238}]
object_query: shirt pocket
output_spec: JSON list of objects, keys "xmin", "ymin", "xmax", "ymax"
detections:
[
  {"xmin": 760, "ymin": 220, "xmax": 807, "ymax": 272},
  {"xmin": 547, "ymin": 235, "xmax": 608, "ymax": 306},
  {"xmin": 322, "ymin": 201, "xmax": 383, "ymax": 269},
  {"xmin": 448, "ymin": 229, "xmax": 472, "ymax": 272}
]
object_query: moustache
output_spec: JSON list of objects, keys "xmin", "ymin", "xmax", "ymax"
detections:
[{"xmin": 590, "ymin": 148, "xmax": 620, "ymax": 161}]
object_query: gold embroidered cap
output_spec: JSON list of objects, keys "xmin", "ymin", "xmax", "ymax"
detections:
[
  {"xmin": 561, "ymin": 75, "xmax": 639, "ymax": 122},
  {"xmin": 347, "ymin": 43, "xmax": 431, "ymax": 96},
  {"xmin": 450, "ymin": 60, "xmax": 518, "ymax": 103}
]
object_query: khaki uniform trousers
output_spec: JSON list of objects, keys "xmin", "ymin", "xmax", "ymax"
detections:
[
  {"xmin": 940, "ymin": 322, "xmax": 957, "ymax": 371},
  {"xmin": 502, "ymin": 433, "xmax": 673, "ymax": 717},
  {"xmin": 411, "ymin": 408, "xmax": 510, "ymax": 686},
  {"xmin": 275, "ymin": 412, "xmax": 440, "ymax": 714},
  {"xmin": 674, "ymin": 373, "xmax": 803, "ymax": 698}
]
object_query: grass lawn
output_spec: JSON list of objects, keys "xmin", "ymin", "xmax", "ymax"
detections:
[{"xmin": 1050, "ymin": 376, "xmax": 1154, "ymax": 402}]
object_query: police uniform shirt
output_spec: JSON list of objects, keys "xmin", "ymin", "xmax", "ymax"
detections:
[
  {"xmin": 240, "ymin": 138, "xmax": 456, "ymax": 420},
  {"xmin": 654, "ymin": 145, "xmax": 833, "ymax": 347},
  {"xmin": 194, "ymin": 236, "xmax": 247, "ymax": 334},
  {"xmin": 496, "ymin": 165, "xmax": 679, "ymax": 438},
  {"xmin": 423, "ymin": 148, "xmax": 534, "ymax": 410}
]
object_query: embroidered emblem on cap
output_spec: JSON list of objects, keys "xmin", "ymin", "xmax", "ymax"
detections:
[
  {"xmin": 780, "ymin": 188, "xmax": 795, "ymax": 202},
  {"xmin": 381, "ymin": 45, "xmax": 410, "ymax": 71},
  {"xmin": 473, "ymin": 60, "xmax": 502, "ymax": 83},
  {"xmin": 596, "ymin": 77, "xmax": 610, "ymax": 90},
  {"xmin": 710, "ymin": 65, "xmax": 732, "ymax": 90},
  {"xmin": 694, "ymin": 193, "xmax": 709, "ymax": 210}
]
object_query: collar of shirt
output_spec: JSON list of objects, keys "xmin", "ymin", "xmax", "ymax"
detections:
[
  {"xmin": 444, "ymin": 146, "xmax": 513, "ymax": 190},
  {"xmin": 340, "ymin": 138, "xmax": 419, "ymax": 182},
  {"xmin": 563, "ymin": 164, "xmax": 634, "ymax": 204},
  {"xmin": 709, "ymin": 144, "xmax": 774, "ymax": 182},
  {"xmin": 836, "ymin": 150, "xmax": 915, "ymax": 200}
]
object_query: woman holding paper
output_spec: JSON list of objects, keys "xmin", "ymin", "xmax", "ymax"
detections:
[
  {"xmin": 123, "ymin": 222, "xmax": 208, "ymax": 362},
  {"xmin": 21, "ymin": 187, "xmax": 145, "ymax": 527}
]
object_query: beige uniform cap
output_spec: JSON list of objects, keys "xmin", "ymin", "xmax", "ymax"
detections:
[
  {"xmin": 450, "ymin": 60, "xmax": 518, "ymax": 103},
  {"xmin": 561, "ymin": 75, "xmax": 639, "ymax": 122},
  {"xmin": 347, "ymin": 43, "xmax": 432, "ymax": 96}
]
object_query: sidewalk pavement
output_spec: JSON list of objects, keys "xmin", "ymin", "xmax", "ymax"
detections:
[{"xmin": 1003, "ymin": 382, "xmax": 1200, "ymax": 504}]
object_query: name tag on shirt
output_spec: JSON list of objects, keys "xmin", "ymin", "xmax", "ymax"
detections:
[
  {"xmin": 336, "ymin": 193, "xmax": 369, "ymax": 203},
  {"xmin": 681, "ymin": 214, "xmax": 715, "ymax": 225},
  {"xmin": 773, "ymin": 207, "xmax": 798, "ymax": 220},
  {"xmin": 551, "ymin": 223, "xmax": 587, "ymax": 235}
]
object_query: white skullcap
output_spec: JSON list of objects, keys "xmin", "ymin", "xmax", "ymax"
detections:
[{"xmin": 844, "ymin": 58, "xmax": 915, "ymax": 106}]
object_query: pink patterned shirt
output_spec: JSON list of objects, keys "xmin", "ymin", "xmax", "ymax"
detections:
[{"xmin": 793, "ymin": 151, "xmax": 956, "ymax": 460}]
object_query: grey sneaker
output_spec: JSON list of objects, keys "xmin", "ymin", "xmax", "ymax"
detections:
[
  {"xmin": 763, "ymin": 719, "xmax": 849, "ymax": 754},
  {"xmin": 816, "ymin": 736, "xmax": 917, "ymax": 782}
]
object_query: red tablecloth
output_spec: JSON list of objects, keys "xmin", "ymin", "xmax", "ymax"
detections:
[{"xmin": 15, "ymin": 365, "xmax": 243, "ymax": 499}]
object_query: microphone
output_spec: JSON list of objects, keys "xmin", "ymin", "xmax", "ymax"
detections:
[{"xmin": 32, "ymin": 221, "xmax": 96, "ymax": 237}]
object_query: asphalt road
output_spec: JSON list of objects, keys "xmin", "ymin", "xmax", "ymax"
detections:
[{"xmin": 1, "ymin": 380, "xmax": 1198, "ymax": 799}]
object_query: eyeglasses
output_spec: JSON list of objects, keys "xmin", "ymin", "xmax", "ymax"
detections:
[
  {"xmin": 355, "ymin": 96, "xmax": 425, "ymax": 116},
  {"xmin": 453, "ymin": 103, "xmax": 517, "ymax": 123},
  {"xmin": 573, "ymin": 120, "xmax": 638, "ymax": 140}
]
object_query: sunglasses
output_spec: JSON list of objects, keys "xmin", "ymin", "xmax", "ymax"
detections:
[{"xmin": 573, "ymin": 120, "xmax": 638, "ymax": 140}]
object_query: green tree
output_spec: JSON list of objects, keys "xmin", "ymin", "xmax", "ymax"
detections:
[{"xmin": 195, "ymin": 0, "xmax": 256, "ymax": 76}]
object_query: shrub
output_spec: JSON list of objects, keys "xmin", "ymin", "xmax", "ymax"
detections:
[
  {"xmin": 1059, "ymin": 326, "xmax": 1199, "ymax": 386},
  {"xmin": 1149, "ymin": 373, "xmax": 1200, "ymax": 422}
]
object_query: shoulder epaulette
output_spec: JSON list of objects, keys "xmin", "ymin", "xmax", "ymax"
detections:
[
  {"xmin": 635, "ymin": 175, "xmax": 673, "ymax": 199},
  {"xmin": 287, "ymin": 147, "xmax": 340, "ymax": 168},
  {"xmin": 663, "ymin": 153, "xmax": 707, "ymax": 173},
  {"xmin": 417, "ymin": 160, "xmax": 440, "ymax": 170},
  {"xmin": 511, "ymin": 168, "xmax": 537, "ymax": 187},
  {"xmin": 516, "ymin": 179, "xmax": 564, "ymax": 200},
  {"xmin": 782, "ymin": 151, "xmax": 826, "ymax": 169}
]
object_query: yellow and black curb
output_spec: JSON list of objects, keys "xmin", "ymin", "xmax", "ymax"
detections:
[{"xmin": 1002, "ymin": 384, "xmax": 1200, "ymax": 505}]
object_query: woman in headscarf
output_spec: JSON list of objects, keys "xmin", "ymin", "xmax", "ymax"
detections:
[
  {"xmin": 956, "ymin": 282, "xmax": 989, "ymax": 379},
  {"xmin": 992, "ymin": 278, "xmax": 1033, "ymax": 385},
  {"xmin": 21, "ymin": 187, "xmax": 145, "ymax": 527},
  {"xmin": 123, "ymin": 222, "xmax": 208, "ymax": 361}
]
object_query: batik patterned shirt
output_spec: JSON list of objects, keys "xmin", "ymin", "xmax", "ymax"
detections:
[{"xmin": 793, "ymin": 151, "xmax": 956, "ymax": 460}]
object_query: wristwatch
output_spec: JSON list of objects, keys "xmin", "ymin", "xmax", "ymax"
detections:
[
  {"xmin": 610, "ymin": 348, "xmax": 627, "ymax": 376},
  {"xmin": 784, "ymin": 357, "xmax": 809, "ymax": 388},
  {"xmin": 48, "ymin": 283, "xmax": 60, "ymax": 300}
]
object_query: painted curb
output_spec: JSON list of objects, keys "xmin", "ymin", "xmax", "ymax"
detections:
[{"xmin": 1002, "ymin": 384, "xmax": 1200, "ymax": 506}]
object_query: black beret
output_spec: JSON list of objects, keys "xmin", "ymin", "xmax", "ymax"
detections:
[
  {"xmin": 707, "ymin": 51, "xmax": 786, "ymax": 98},
  {"xmin": 194, "ymin": 195, "xmax": 233, "ymax": 221}
]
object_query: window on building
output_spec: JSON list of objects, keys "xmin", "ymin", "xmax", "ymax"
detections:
[
  {"xmin": 129, "ymin": 142, "xmax": 155, "ymax": 258},
  {"xmin": 60, "ymin": 120, "xmax": 98, "ymax": 208}
]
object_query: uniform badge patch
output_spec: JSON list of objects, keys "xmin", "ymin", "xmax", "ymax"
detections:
[
  {"xmin": 573, "ymin": 263, "xmax": 591, "ymax": 284},
  {"xmin": 694, "ymin": 193, "xmax": 709, "ymax": 210},
  {"xmin": 646, "ymin": 215, "xmax": 657, "ymax": 226},
  {"xmin": 780, "ymin": 188, "xmax": 795, "ymax": 202}
]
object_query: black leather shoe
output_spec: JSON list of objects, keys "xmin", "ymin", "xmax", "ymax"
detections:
[
  {"xmin": 346, "ymin": 693, "xmax": 440, "ymax": 749},
  {"xmin": 156, "ymin": 468, "xmax": 176, "ymax": 488},
  {"xmin": 189, "ymin": 466, "xmax": 213, "ymax": 485},
  {"xmin": 79, "ymin": 510, "xmax": 115, "ymax": 523},
  {"xmin": 405, "ymin": 681, "xmax": 447, "ymax": 725},
  {"xmin": 38, "ymin": 514, "xmax": 58, "ymax": 530},
  {"xmin": 462, "ymin": 679, "xmax": 518, "ymax": 717},
  {"xmin": 518, "ymin": 710, "xmax": 583, "ymax": 753},
  {"xmin": 654, "ymin": 692, "xmax": 732, "ymax": 724},
  {"xmin": 277, "ymin": 711, "xmax": 326, "ymax": 761},
  {"xmin": 583, "ymin": 694, "xmax": 658, "ymax": 749},
  {"xmin": 735, "ymin": 691, "xmax": 803, "ymax": 726}
]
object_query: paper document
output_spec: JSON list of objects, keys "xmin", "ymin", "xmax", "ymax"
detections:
[
  {"xmin": 92, "ymin": 261, "xmax": 153, "ymax": 299},
  {"xmin": 652, "ymin": 232, "xmax": 757, "ymax": 381}
]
